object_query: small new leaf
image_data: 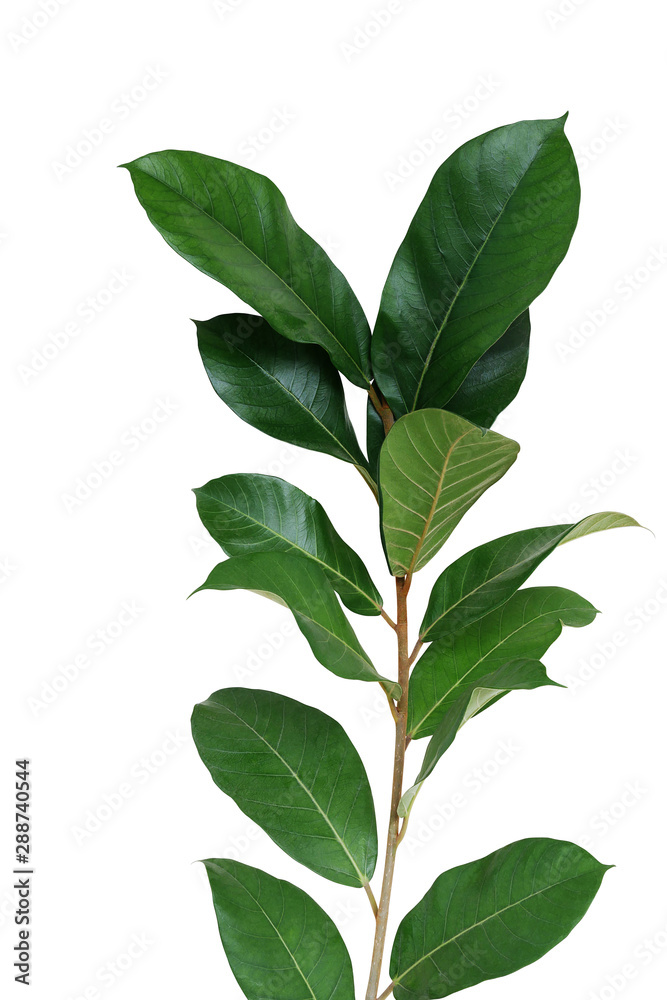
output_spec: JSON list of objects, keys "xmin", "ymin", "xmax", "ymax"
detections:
[{"xmin": 380, "ymin": 409, "xmax": 519, "ymax": 576}]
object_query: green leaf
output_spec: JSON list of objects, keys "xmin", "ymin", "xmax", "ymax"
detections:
[
  {"xmin": 421, "ymin": 511, "xmax": 642, "ymax": 642},
  {"xmin": 389, "ymin": 838, "xmax": 610, "ymax": 1000},
  {"xmin": 379, "ymin": 409, "xmax": 519, "ymax": 576},
  {"xmin": 409, "ymin": 586, "xmax": 597, "ymax": 740},
  {"xmin": 194, "ymin": 473, "xmax": 383, "ymax": 616},
  {"xmin": 371, "ymin": 116, "xmax": 580, "ymax": 416},
  {"xmin": 193, "ymin": 552, "xmax": 400, "ymax": 697},
  {"xmin": 366, "ymin": 396, "xmax": 386, "ymax": 484},
  {"xmin": 203, "ymin": 859, "xmax": 355, "ymax": 1000},
  {"xmin": 196, "ymin": 314, "xmax": 370, "ymax": 474},
  {"xmin": 400, "ymin": 658, "xmax": 562, "ymax": 815},
  {"xmin": 444, "ymin": 310, "xmax": 530, "ymax": 428},
  {"xmin": 193, "ymin": 688, "xmax": 377, "ymax": 886},
  {"xmin": 122, "ymin": 150, "xmax": 371, "ymax": 386}
]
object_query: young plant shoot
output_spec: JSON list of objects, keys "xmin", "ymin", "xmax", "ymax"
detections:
[{"xmin": 124, "ymin": 115, "xmax": 643, "ymax": 1000}]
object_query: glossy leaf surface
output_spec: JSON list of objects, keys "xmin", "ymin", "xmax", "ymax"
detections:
[
  {"xmin": 444, "ymin": 311, "xmax": 530, "ymax": 427},
  {"xmin": 203, "ymin": 859, "xmax": 355, "ymax": 1000},
  {"xmin": 193, "ymin": 688, "xmax": 377, "ymax": 886},
  {"xmin": 193, "ymin": 552, "xmax": 399, "ymax": 696},
  {"xmin": 123, "ymin": 150, "xmax": 371, "ymax": 386},
  {"xmin": 421, "ymin": 511, "xmax": 641, "ymax": 641},
  {"xmin": 409, "ymin": 586, "xmax": 597, "ymax": 739},
  {"xmin": 371, "ymin": 117, "xmax": 580, "ymax": 415},
  {"xmin": 380, "ymin": 409, "xmax": 519, "ymax": 576},
  {"xmin": 390, "ymin": 839, "xmax": 610, "ymax": 1000},
  {"xmin": 194, "ymin": 473, "xmax": 383, "ymax": 615},
  {"xmin": 196, "ymin": 314, "xmax": 369, "ymax": 472}
]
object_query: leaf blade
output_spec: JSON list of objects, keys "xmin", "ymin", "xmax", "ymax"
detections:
[
  {"xmin": 123, "ymin": 150, "xmax": 371, "ymax": 386},
  {"xmin": 203, "ymin": 859, "xmax": 355, "ymax": 1000},
  {"xmin": 409, "ymin": 586, "xmax": 598, "ymax": 740},
  {"xmin": 390, "ymin": 838, "xmax": 610, "ymax": 1000},
  {"xmin": 196, "ymin": 313, "xmax": 369, "ymax": 471},
  {"xmin": 420, "ymin": 511, "xmax": 641, "ymax": 641},
  {"xmin": 379, "ymin": 409, "xmax": 519, "ymax": 576},
  {"xmin": 372, "ymin": 116, "xmax": 580, "ymax": 415},
  {"xmin": 193, "ymin": 688, "xmax": 377, "ymax": 886},
  {"xmin": 193, "ymin": 552, "xmax": 400, "ymax": 696},
  {"xmin": 194, "ymin": 473, "xmax": 383, "ymax": 615}
]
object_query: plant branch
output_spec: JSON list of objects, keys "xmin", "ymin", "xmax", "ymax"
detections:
[
  {"xmin": 376, "ymin": 983, "xmax": 395, "ymax": 1000},
  {"xmin": 365, "ymin": 575, "xmax": 411, "ymax": 1000},
  {"xmin": 408, "ymin": 638, "xmax": 423, "ymax": 667}
]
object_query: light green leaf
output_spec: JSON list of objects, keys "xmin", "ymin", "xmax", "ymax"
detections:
[
  {"xmin": 122, "ymin": 150, "xmax": 371, "ymax": 386},
  {"xmin": 389, "ymin": 838, "xmax": 610, "ymax": 1000},
  {"xmin": 421, "ymin": 511, "xmax": 642, "ymax": 642},
  {"xmin": 371, "ymin": 116, "xmax": 580, "ymax": 415},
  {"xmin": 194, "ymin": 473, "xmax": 383, "ymax": 615},
  {"xmin": 380, "ymin": 409, "xmax": 519, "ymax": 576},
  {"xmin": 193, "ymin": 688, "xmax": 377, "ymax": 886},
  {"xmin": 193, "ymin": 552, "xmax": 400, "ymax": 697},
  {"xmin": 444, "ymin": 310, "xmax": 530, "ymax": 428},
  {"xmin": 400, "ymin": 659, "xmax": 562, "ymax": 816},
  {"xmin": 203, "ymin": 859, "xmax": 355, "ymax": 1000},
  {"xmin": 196, "ymin": 314, "xmax": 371, "ymax": 476},
  {"xmin": 409, "ymin": 586, "xmax": 597, "ymax": 740}
]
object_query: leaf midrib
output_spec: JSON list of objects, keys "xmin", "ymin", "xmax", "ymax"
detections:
[{"xmin": 139, "ymin": 160, "xmax": 370, "ymax": 386}]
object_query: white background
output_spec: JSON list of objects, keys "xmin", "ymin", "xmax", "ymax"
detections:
[{"xmin": 2, "ymin": 1, "xmax": 665, "ymax": 998}]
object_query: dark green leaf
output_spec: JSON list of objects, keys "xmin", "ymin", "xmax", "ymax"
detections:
[
  {"xmin": 409, "ymin": 586, "xmax": 597, "ymax": 739},
  {"xmin": 371, "ymin": 116, "xmax": 580, "ymax": 415},
  {"xmin": 380, "ymin": 409, "xmax": 519, "ymax": 576},
  {"xmin": 193, "ymin": 552, "xmax": 400, "ymax": 697},
  {"xmin": 122, "ymin": 150, "xmax": 371, "ymax": 386},
  {"xmin": 194, "ymin": 473, "xmax": 383, "ymax": 615},
  {"xmin": 400, "ymin": 658, "xmax": 562, "ymax": 815},
  {"xmin": 193, "ymin": 688, "xmax": 377, "ymax": 886},
  {"xmin": 366, "ymin": 397, "xmax": 386, "ymax": 484},
  {"xmin": 444, "ymin": 311, "xmax": 530, "ymax": 427},
  {"xmin": 203, "ymin": 859, "xmax": 355, "ymax": 1000},
  {"xmin": 196, "ymin": 314, "xmax": 370, "ymax": 476},
  {"xmin": 390, "ymin": 838, "xmax": 610, "ymax": 1000},
  {"xmin": 421, "ymin": 511, "xmax": 641, "ymax": 642}
]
